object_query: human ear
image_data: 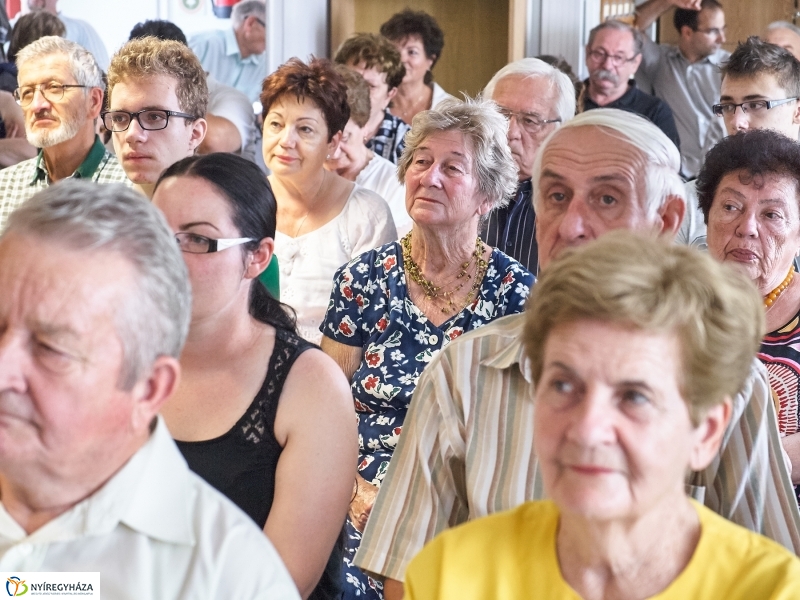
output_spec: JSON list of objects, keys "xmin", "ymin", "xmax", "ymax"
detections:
[
  {"xmin": 657, "ymin": 194, "xmax": 686, "ymax": 240},
  {"xmin": 688, "ymin": 397, "xmax": 732, "ymax": 471},
  {"xmin": 87, "ymin": 87, "xmax": 104, "ymax": 119},
  {"xmin": 244, "ymin": 236, "xmax": 274, "ymax": 280},
  {"xmin": 327, "ymin": 130, "xmax": 343, "ymax": 156},
  {"xmin": 189, "ymin": 117, "xmax": 208, "ymax": 152},
  {"xmin": 130, "ymin": 355, "xmax": 181, "ymax": 432}
]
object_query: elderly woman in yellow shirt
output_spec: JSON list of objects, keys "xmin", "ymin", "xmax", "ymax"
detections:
[{"xmin": 404, "ymin": 232, "xmax": 800, "ymax": 600}]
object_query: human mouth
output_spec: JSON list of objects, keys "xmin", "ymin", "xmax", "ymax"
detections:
[
  {"xmin": 728, "ymin": 247, "xmax": 759, "ymax": 262},
  {"xmin": 274, "ymin": 154, "xmax": 297, "ymax": 164}
]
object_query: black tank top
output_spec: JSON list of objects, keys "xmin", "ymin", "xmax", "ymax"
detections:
[{"xmin": 176, "ymin": 328, "xmax": 344, "ymax": 600}]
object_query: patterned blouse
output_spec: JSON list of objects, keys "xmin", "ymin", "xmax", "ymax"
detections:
[
  {"xmin": 758, "ymin": 309, "xmax": 800, "ymax": 505},
  {"xmin": 320, "ymin": 241, "xmax": 534, "ymax": 486}
]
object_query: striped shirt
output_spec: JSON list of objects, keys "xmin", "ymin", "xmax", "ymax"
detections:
[
  {"xmin": 481, "ymin": 179, "xmax": 538, "ymax": 274},
  {"xmin": 355, "ymin": 313, "xmax": 800, "ymax": 581},
  {"xmin": 0, "ymin": 136, "xmax": 129, "ymax": 231},
  {"xmin": 366, "ymin": 109, "xmax": 411, "ymax": 165}
]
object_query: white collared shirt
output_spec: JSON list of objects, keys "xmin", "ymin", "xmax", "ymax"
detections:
[{"xmin": 0, "ymin": 418, "xmax": 300, "ymax": 600}]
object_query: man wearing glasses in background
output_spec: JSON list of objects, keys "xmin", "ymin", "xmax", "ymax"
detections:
[
  {"xmin": 581, "ymin": 20, "xmax": 680, "ymax": 150},
  {"xmin": 0, "ymin": 36, "xmax": 127, "ymax": 231},
  {"xmin": 105, "ymin": 37, "xmax": 207, "ymax": 200},
  {"xmin": 679, "ymin": 36, "xmax": 800, "ymax": 245},
  {"xmin": 479, "ymin": 58, "xmax": 576, "ymax": 274},
  {"xmin": 634, "ymin": 0, "xmax": 728, "ymax": 179},
  {"xmin": 189, "ymin": 0, "xmax": 266, "ymax": 104}
]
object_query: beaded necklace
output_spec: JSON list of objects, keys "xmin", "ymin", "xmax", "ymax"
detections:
[
  {"xmin": 401, "ymin": 232, "xmax": 488, "ymax": 314},
  {"xmin": 764, "ymin": 267, "xmax": 795, "ymax": 309}
]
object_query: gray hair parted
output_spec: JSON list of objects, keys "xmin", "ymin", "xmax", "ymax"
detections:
[
  {"xmin": 16, "ymin": 35, "xmax": 104, "ymax": 90},
  {"xmin": 586, "ymin": 19, "xmax": 644, "ymax": 56},
  {"xmin": 482, "ymin": 57, "xmax": 576, "ymax": 124},
  {"xmin": 3, "ymin": 180, "xmax": 191, "ymax": 390},
  {"xmin": 397, "ymin": 96, "xmax": 519, "ymax": 211},
  {"xmin": 532, "ymin": 108, "xmax": 685, "ymax": 218}
]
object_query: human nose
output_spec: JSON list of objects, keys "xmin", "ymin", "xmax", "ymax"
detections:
[
  {"xmin": 735, "ymin": 207, "xmax": 758, "ymax": 237},
  {"xmin": 29, "ymin": 86, "xmax": 52, "ymax": 112},
  {"xmin": 506, "ymin": 113, "xmax": 522, "ymax": 141},
  {"xmin": 718, "ymin": 29, "xmax": 726, "ymax": 43},
  {"xmin": 0, "ymin": 329, "xmax": 27, "ymax": 395},
  {"xmin": 124, "ymin": 114, "xmax": 148, "ymax": 142},
  {"xmin": 728, "ymin": 106, "xmax": 750, "ymax": 133},
  {"xmin": 418, "ymin": 162, "xmax": 443, "ymax": 188},
  {"xmin": 557, "ymin": 196, "xmax": 591, "ymax": 242},
  {"xmin": 565, "ymin": 385, "xmax": 617, "ymax": 447}
]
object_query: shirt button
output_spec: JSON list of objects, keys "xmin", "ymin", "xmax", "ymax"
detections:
[{"xmin": 429, "ymin": 334, "xmax": 439, "ymax": 344}]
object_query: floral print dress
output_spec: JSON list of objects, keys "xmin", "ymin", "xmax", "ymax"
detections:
[{"xmin": 320, "ymin": 241, "xmax": 534, "ymax": 599}]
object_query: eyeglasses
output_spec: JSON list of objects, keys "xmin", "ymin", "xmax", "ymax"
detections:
[
  {"xmin": 254, "ymin": 17, "xmax": 266, "ymax": 27},
  {"xmin": 101, "ymin": 109, "xmax": 197, "ymax": 132},
  {"xmin": 497, "ymin": 107, "xmax": 561, "ymax": 135},
  {"xmin": 175, "ymin": 233, "xmax": 256, "ymax": 254},
  {"xmin": 14, "ymin": 82, "xmax": 88, "ymax": 106},
  {"xmin": 586, "ymin": 49, "xmax": 638, "ymax": 66},
  {"xmin": 712, "ymin": 98, "xmax": 798, "ymax": 117},
  {"xmin": 695, "ymin": 26, "xmax": 726, "ymax": 37}
]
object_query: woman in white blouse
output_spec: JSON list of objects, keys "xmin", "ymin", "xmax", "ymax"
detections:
[{"xmin": 261, "ymin": 57, "xmax": 397, "ymax": 342}]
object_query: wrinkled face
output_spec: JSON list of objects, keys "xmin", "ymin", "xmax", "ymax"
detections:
[
  {"xmin": 719, "ymin": 73, "xmax": 800, "ymax": 137},
  {"xmin": 0, "ymin": 232, "xmax": 141, "ymax": 480},
  {"xmin": 110, "ymin": 74, "xmax": 205, "ymax": 187},
  {"xmin": 586, "ymin": 27, "xmax": 642, "ymax": 94},
  {"xmin": 18, "ymin": 54, "xmax": 95, "ymax": 148},
  {"xmin": 707, "ymin": 170, "xmax": 800, "ymax": 294},
  {"xmin": 153, "ymin": 175, "xmax": 253, "ymax": 324},
  {"xmin": 535, "ymin": 126, "xmax": 659, "ymax": 269},
  {"xmin": 684, "ymin": 8, "xmax": 726, "ymax": 59},
  {"xmin": 535, "ymin": 320, "xmax": 706, "ymax": 521},
  {"xmin": 348, "ymin": 62, "xmax": 394, "ymax": 123},
  {"xmin": 392, "ymin": 34, "xmax": 434, "ymax": 87},
  {"xmin": 764, "ymin": 27, "xmax": 800, "ymax": 61},
  {"xmin": 490, "ymin": 74, "xmax": 560, "ymax": 180},
  {"xmin": 404, "ymin": 129, "xmax": 491, "ymax": 229},
  {"xmin": 262, "ymin": 95, "xmax": 338, "ymax": 180},
  {"xmin": 325, "ymin": 119, "xmax": 368, "ymax": 174}
]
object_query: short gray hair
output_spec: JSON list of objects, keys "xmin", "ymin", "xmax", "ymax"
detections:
[
  {"xmin": 3, "ymin": 181, "xmax": 191, "ymax": 390},
  {"xmin": 482, "ymin": 57, "xmax": 576, "ymax": 123},
  {"xmin": 767, "ymin": 21, "xmax": 800, "ymax": 38},
  {"xmin": 397, "ymin": 96, "xmax": 519, "ymax": 211},
  {"xmin": 532, "ymin": 108, "xmax": 685, "ymax": 218},
  {"xmin": 587, "ymin": 20, "xmax": 643, "ymax": 56},
  {"xmin": 232, "ymin": 0, "xmax": 266, "ymax": 29},
  {"xmin": 16, "ymin": 35, "xmax": 103, "ymax": 90}
]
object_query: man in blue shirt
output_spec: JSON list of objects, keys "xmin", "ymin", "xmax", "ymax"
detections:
[{"xmin": 189, "ymin": 0, "xmax": 266, "ymax": 104}]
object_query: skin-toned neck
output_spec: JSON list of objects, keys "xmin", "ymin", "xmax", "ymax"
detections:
[
  {"xmin": 0, "ymin": 429, "xmax": 149, "ymax": 535},
  {"xmin": 269, "ymin": 166, "xmax": 330, "ymax": 207},
  {"xmin": 41, "ymin": 123, "xmax": 97, "ymax": 182},
  {"xmin": 557, "ymin": 492, "xmax": 700, "ymax": 600},
  {"xmin": 409, "ymin": 218, "xmax": 481, "ymax": 277}
]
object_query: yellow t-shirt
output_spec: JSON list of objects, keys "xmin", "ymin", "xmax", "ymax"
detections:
[{"xmin": 404, "ymin": 499, "xmax": 800, "ymax": 599}]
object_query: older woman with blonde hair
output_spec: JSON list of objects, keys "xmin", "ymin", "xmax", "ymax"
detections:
[
  {"xmin": 320, "ymin": 96, "xmax": 534, "ymax": 599},
  {"xmin": 404, "ymin": 231, "xmax": 800, "ymax": 599}
]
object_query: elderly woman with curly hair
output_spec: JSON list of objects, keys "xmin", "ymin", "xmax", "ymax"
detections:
[
  {"xmin": 701, "ymin": 128, "xmax": 800, "ymax": 508},
  {"xmin": 320, "ymin": 97, "xmax": 534, "ymax": 599},
  {"xmin": 262, "ymin": 57, "xmax": 396, "ymax": 343}
]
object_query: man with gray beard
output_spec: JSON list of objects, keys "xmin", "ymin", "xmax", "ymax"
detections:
[
  {"xmin": 0, "ymin": 36, "xmax": 128, "ymax": 230},
  {"xmin": 581, "ymin": 20, "xmax": 680, "ymax": 151}
]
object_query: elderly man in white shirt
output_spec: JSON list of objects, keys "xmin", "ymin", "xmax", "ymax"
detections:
[{"xmin": 0, "ymin": 181, "xmax": 299, "ymax": 600}]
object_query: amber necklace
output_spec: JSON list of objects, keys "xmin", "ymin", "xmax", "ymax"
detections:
[
  {"xmin": 401, "ymin": 232, "xmax": 488, "ymax": 314},
  {"xmin": 764, "ymin": 267, "xmax": 795, "ymax": 309}
]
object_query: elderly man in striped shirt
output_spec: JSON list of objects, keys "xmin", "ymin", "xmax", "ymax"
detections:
[{"xmin": 358, "ymin": 108, "xmax": 800, "ymax": 600}]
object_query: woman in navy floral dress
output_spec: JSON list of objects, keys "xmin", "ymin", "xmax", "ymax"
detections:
[{"xmin": 320, "ymin": 97, "xmax": 534, "ymax": 599}]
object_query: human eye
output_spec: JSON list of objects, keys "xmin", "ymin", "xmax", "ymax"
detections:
[
  {"xmin": 298, "ymin": 125, "xmax": 315, "ymax": 134},
  {"xmin": 45, "ymin": 82, "xmax": 64, "ymax": 94},
  {"xmin": 547, "ymin": 190, "xmax": 567, "ymax": 204},
  {"xmin": 621, "ymin": 388, "xmax": 650, "ymax": 407},
  {"xmin": 598, "ymin": 194, "xmax": 618, "ymax": 206},
  {"xmin": 109, "ymin": 112, "xmax": 129, "ymax": 125},
  {"xmin": 716, "ymin": 103, "xmax": 736, "ymax": 115},
  {"xmin": 18, "ymin": 87, "xmax": 33, "ymax": 103},
  {"xmin": 33, "ymin": 338, "xmax": 74, "ymax": 373},
  {"xmin": 743, "ymin": 101, "xmax": 768, "ymax": 113},
  {"xmin": 144, "ymin": 110, "xmax": 168, "ymax": 125},
  {"xmin": 521, "ymin": 115, "xmax": 541, "ymax": 128}
]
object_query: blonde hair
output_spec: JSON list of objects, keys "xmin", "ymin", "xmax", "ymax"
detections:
[
  {"xmin": 523, "ymin": 231, "xmax": 764, "ymax": 425},
  {"xmin": 107, "ymin": 36, "xmax": 208, "ymax": 118}
]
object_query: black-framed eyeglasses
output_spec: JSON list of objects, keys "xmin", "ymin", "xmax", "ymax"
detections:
[
  {"xmin": 497, "ymin": 107, "xmax": 561, "ymax": 135},
  {"xmin": 14, "ymin": 82, "xmax": 88, "ymax": 106},
  {"xmin": 101, "ymin": 109, "xmax": 197, "ymax": 132},
  {"xmin": 254, "ymin": 17, "xmax": 266, "ymax": 27},
  {"xmin": 586, "ymin": 49, "xmax": 639, "ymax": 66},
  {"xmin": 712, "ymin": 97, "xmax": 798, "ymax": 117},
  {"xmin": 175, "ymin": 232, "xmax": 256, "ymax": 254}
]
